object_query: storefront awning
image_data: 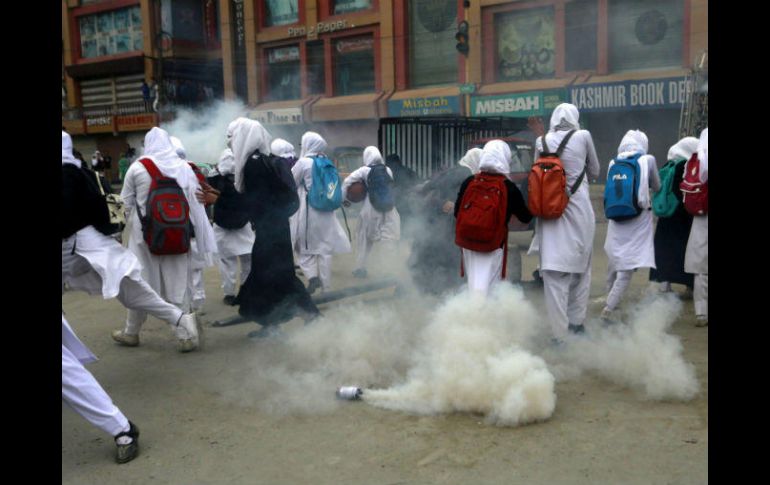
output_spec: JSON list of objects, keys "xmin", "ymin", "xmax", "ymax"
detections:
[{"xmin": 310, "ymin": 92, "xmax": 385, "ymax": 122}]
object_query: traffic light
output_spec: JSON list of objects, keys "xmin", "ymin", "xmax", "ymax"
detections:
[{"xmin": 455, "ymin": 21, "xmax": 469, "ymax": 56}]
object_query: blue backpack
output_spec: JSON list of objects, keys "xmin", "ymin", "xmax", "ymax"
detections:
[
  {"xmin": 367, "ymin": 164, "xmax": 395, "ymax": 212},
  {"xmin": 604, "ymin": 153, "xmax": 642, "ymax": 221},
  {"xmin": 307, "ymin": 155, "xmax": 342, "ymax": 211}
]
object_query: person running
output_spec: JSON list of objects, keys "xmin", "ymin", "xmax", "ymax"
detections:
[
  {"xmin": 62, "ymin": 131, "xmax": 201, "ymax": 353},
  {"xmin": 684, "ymin": 128, "xmax": 708, "ymax": 327}
]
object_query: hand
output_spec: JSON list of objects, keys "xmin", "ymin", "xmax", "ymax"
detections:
[{"xmin": 442, "ymin": 201, "xmax": 455, "ymax": 214}]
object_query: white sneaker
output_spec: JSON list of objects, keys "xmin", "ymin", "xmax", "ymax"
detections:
[
  {"xmin": 175, "ymin": 313, "xmax": 200, "ymax": 352},
  {"xmin": 112, "ymin": 330, "xmax": 139, "ymax": 347}
]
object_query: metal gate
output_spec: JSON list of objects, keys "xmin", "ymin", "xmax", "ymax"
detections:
[{"xmin": 378, "ymin": 116, "xmax": 531, "ymax": 179}]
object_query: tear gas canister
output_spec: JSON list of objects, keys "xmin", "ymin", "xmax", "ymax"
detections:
[{"xmin": 336, "ymin": 387, "xmax": 363, "ymax": 400}]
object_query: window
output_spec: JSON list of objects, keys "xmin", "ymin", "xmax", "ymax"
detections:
[
  {"xmin": 609, "ymin": 0, "xmax": 684, "ymax": 72},
  {"xmin": 566, "ymin": 0, "xmax": 598, "ymax": 72},
  {"xmin": 333, "ymin": 0, "xmax": 372, "ymax": 15},
  {"xmin": 495, "ymin": 7, "xmax": 555, "ymax": 82},
  {"xmin": 307, "ymin": 42, "xmax": 326, "ymax": 95},
  {"xmin": 265, "ymin": 0, "xmax": 299, "ymax": 27},
  {"xmin": 408, "ymin": 0, "xmax": 458, "ymax": 87},
  {"xmin": 79, "ymin": 6, "xmax": 143, "ymax": 59},
  {"xmin": 266, "ymin": 46, "xmax": 301, "ymax": 101},
  {"xmin": 334, "ymin": 36, "xmax": 375, "ymax": 96}
]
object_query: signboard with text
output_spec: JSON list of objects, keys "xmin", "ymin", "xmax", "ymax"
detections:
[
  {"xmin": 387, "ymin": 96, "xmax": 461, "ymax": 117},
  {"xmin": 569, "ymin": 77, "xmax": 691, "ymax": 112},
  {"xmin": 471, "ymin": 90, "xmax": 566, "ymax": 118},
  {"xmin": 250, "ymin": 107, "xmax": 303, "ymax": 125}
]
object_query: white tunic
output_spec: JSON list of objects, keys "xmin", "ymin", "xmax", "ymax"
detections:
[
  {"xmin": 64, "ymin": 226, "xmax": 144, "ymax": 299},
  {"xmin": 603, "ymin": 153, "xmax": 660, "ymax": 271},
  {"xmin": 291, "ymin": 157, "xmax": 352, "ymax": 255},
  {"xmin": 342, "ymin": 164, "xmax": 401, "ymax": 244},
  {"xmin": 121, "ymin": 162, "xmax": 191, "ymax": 304},
  {"xmin": 529, "ymin": 130, "xmax": 601, "ymax": 273},
  {"xmin": 213, "ymin": 224, "xmax": 255, "ymax": 258}
]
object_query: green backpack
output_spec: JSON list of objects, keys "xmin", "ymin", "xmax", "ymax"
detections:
[{"xmin": 652, "ymin": 158, "xmax": 687, "ymax": 218}]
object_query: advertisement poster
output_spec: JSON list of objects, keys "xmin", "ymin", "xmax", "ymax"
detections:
[
  {"xmin": 79, "ymin": 6, "xmax": 142, "ymax": 59},
  {"xmin": 496, "ymin": 7, "xmax": 555, "ymax": 82},
  {"xmin": 334, "ymin": 0, "xmax": 372, "ymax": 15}
]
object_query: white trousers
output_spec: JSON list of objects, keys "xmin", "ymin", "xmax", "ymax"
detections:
[
  {"xmin": 123, "ymin": 277, "xmax": 184, "ymax": 334},
  {"xmin": 191, "ymin": 268, "xmax": 205, "ymax": 311},
  {"xmin": 542, "ymin": 262, "xmax": 592, "ymax": 338},
  {"xmin": 62, "ymin": 344, "xmax": 129, "ymax": 437},
  {"xmin": 463, "ymin": 248, "xmax": 504, "ymax": 296},
  {"xmin": 299, "ymin": 254, "xmax": 332, "ymax": 290},
  {"xmin": 218, "ymin": 254, "xmax": 252, "ymax": 296},
  {"xmin": 605, "ymin": 266, "xmax": 634, "ymax": 311},
  {"xmin": 694, "ymin": 273, "xmax": 708, "ymax": 317},
  {"xmin": 62, "ymin": 249, "xmax": 183, "ymax": 333}
]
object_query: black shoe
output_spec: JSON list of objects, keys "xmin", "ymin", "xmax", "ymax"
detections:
[
  {"xmin": 307, "ymin": 277, "xmax": 322, "ymax": 295},
  {"xmin": 568, "ymin": 323, "xmax": 586, "ymax": 335},
  {"xmin": 223, "ymin": 295, "xmax": 237, "ymax": 306},
  {"xmin": 114, "ymin": 421, "xmax": 139, "ymax": 464},
  {"xmin": 352, "ymin": 268, "xmax": 368, "ymax": 279}
]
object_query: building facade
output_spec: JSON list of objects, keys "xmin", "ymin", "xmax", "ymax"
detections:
[{"xmin": 63, "ymin": 0, "xmax": 708, "ymax": 179}]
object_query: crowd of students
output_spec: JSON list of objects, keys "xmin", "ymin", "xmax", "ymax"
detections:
[{"xmin": 62, "ymin": 102, "xmax": 708, "ymax": 463}]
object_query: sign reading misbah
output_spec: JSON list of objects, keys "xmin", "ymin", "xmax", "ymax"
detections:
[
  {"xmin": 471, "ymin": 90, "xmax": 566, "ymax": 118},
  {"xmin": 387, "ymin": 96, "xmax": 461, "ymax": 117},
  {"xmin": 569, "ymin": 77, "xmax": 691, "ymax": 112},
  {"xmin": 250, "ymin": 108, "xmax": 303, "ymax": 125}
]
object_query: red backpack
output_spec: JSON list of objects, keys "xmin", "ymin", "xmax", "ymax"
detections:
[
  {"xmin": 679, "ymin": 153, "xmax": 708, "ymax": 216},
  {"xmin": 455, "ymin": 173, "xmax": 509, "ymax": 278},
  {"xmin": 137, "ymin": 158, "xmax": 192, "ymax": 255}
]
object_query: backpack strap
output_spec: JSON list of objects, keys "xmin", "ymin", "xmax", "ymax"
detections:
[
  {"xmin": 137, "ymin": 158, "xmax": 162, "ymax": 218},
  {"xmin": 541, "ymin": 135, "xmax": 549, "ymax": 154},
  {"xmin": 555, "ymin": 130, "xmax": 577, "ymax": 157},
  {"xmin": 570, "ymin": 161, "xmax": 588, "ymax": 196}
]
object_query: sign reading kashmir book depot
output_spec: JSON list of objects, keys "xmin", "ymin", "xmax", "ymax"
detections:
[{"xmin": 569, "ymin": 77, "xmax": 691, "ymax": 112}]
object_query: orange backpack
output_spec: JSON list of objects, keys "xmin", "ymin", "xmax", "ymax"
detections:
[{"xmin": 527, "ymin": 130, "xmax": 585, "ymax": 219}]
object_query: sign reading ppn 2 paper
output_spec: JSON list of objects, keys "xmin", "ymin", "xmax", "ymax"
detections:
[{"xmin": 569, "ymin": 77, "xmax": 691, "ymax": 112}]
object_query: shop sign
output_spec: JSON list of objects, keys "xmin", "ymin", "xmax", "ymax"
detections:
[
  {"xmin": 471, "ymin": 90, "xmax": 567, "ymax": 118},
  {"xmin": 268, "ymin": 46, "xmax": 300, "ymax": 64},
  {"xmin": 388, "ymin": 96, "xmax": 460, "ymax": 117},
  {"xmin": 250, "ymin": 107, "xmax": 303, "ymax": 125},
  {"xmin": 86, "ymin": 115, "xmax": 112, "ymax": 127},
  {"xmin": 116, "ymin": 113, "xmax": 156, "ymax": 131},
  {"xmin": 336, "ymin": 37, "xmax": 373, "ymax": 54},
  {"xmin": 288, "ymin": 20, "xmax": 350, "ymax": 38},
  {"xmin": 459, "ymin": 83, "xmax": 476, "ymax": 94},
  {"xmin": 569, "ymin": 77, "xmax": 691, "ymax": 112}
]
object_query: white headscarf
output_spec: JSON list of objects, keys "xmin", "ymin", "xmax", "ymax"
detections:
[
  {"xmin": 458, "ymin": 147, "xmax": 483, "ymax": 174},
  {"xmin": 299, "ymin": 131, "xmax": 327, "ymax": 159},
  {"xmin": 230, "ymin": 118, "xmax": 272, "ymax": 193},
  {"xmin": 62, "ymin": 131, "xmax": 79, "ymax": 168},
  {"xmin": 549, "ymin": 103, "xmax": 580, "ymax": 132},
  {"xmin": 617, "ymin": 129, "xmax": 649, "ymax": 157},
  {"xmin": 141, "ymin": 127, "xmax": 217, "ymax": 254},
  {"xmin": 170, "ymin": 136, "xmax": 187, "ymax": 160},
  {"xmin": 478, "ymin": 140, "xmax": 511, "ymax": 175},
  {"xmin": 697, "ymin": 128, "xmax": 708, "ymax": 183},
  {"xmin": 226, "ymin": 117, "xmax": 249, "ymax": 148},
  {"xmin": 270, "ymin": 138, "xmax": 295, "ymax": 159},
  {"xmin": 667, "ymin": 136, "xmax": 699, "ymax": 162},
  {"xmin": 218, "ymin": 148, "xmax": 235, "ymax": 176},
  {"xmin": 362, "ymin": 146, "xmax": 383, "ymax": 167}
]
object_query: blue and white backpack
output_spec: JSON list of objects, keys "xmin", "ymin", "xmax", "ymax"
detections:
[
  {"xmin": 307, "ymin": 155, "xmax": 342, "ymax": 211},
  {"xmin": 604, "ymin": 153, "xmax": 642, "ymax": 221}
]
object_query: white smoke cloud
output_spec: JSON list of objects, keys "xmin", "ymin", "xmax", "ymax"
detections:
[
  {"xmin": 543, "ymin": 293, "xmax": 699, "ymax": 401},
  {"xmin": 159, "ymin": 100, "xmax": 248, "ymax": 165},
  {"xmin": 364, "ymin": 284, "xmax": 556, "ymax": 427}
]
